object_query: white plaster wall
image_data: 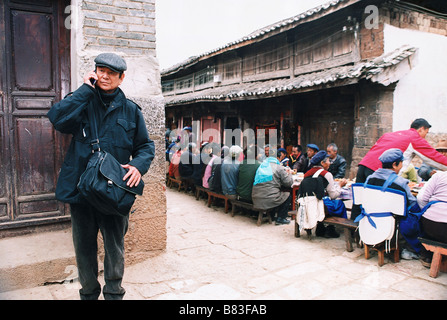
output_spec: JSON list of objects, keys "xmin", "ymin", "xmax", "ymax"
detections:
[{"xmin": 384, "ymin": 24, "xmax": 447, "ymax": 133}]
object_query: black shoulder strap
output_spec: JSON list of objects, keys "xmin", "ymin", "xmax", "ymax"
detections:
[
  {"xmin": 87, "ymin": 103, "xmax": 101, "ymax": 153},
  {"xmin": 63, "ymin": 92, "xmax": 74, "ymax": 99}
]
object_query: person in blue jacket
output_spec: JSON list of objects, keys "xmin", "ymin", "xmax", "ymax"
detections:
[{"xmin": 47, "ymin": 53, "xmax": 155, "ymax": 300}]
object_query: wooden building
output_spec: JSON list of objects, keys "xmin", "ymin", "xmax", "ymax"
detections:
[{"xmin": 162, "ymin": 0, "xmax": 447, "ymax": 178}]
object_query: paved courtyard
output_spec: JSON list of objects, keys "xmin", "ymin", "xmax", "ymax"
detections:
[{"xmin": 1, "ymin": 188, "xmax": 446, "ymax": 300}]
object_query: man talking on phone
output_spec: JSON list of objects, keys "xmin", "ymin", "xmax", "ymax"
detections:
[{"xmin": 47, "ymin": 53, "xmax": 155, "ymax": 300}]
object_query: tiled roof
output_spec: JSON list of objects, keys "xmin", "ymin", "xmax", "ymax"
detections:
[
  {"xmin": 161, "ymin": 0, "xmax": 352, "ymax": 75},
  {"xmin": 164, "ymin": 45, "xmax": 417, "ymax": 106}
]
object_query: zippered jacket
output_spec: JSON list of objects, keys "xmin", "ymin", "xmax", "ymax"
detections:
[{"xmin": 47, "ymin": 84, "xmax": 155, "ymax": 204}]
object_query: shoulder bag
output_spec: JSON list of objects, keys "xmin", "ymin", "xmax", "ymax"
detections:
[{"xmin": 77, "ymin": 103, "xmax": 144, "ymax": 216}]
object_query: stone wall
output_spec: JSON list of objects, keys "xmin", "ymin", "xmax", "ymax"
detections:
[
  {"xmin": 350, "ymin": 83, "xmax": 395, "ymax": 178},
  {"xmin": 71, "ymin": 0, "xmax": 166, "ymax": 264}
]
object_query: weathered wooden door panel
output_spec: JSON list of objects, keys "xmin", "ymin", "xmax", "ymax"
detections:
[
  {"xmin": 0, "ymin": 0, "xmax": 70, "ymax": 229},
  {"xmin": 11, "ymin": 10, "xmax": 54, "ymax": 91}
]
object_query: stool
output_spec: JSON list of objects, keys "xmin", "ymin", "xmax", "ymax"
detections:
[{"xmin": 419, "ymin": 237, "xmax": 447, "ymax": 278}]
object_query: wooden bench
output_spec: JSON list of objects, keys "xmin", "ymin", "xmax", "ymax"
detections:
[
  {"xmin": 195, "ymin": 186, "xmax": 208, "ymax": 201},
  {"xmin": 206, "ymin": 191, "xmax": 230, "ymax": 213},
  {"xmin": 167, "ymin": 176, "xmax": 185, "ymax": 191},
  {"xmin": 419, "ymin": 237, "xmax": 447, "ymax": 278},
  {"xmin": 323, "ymin": 216, "xmax": 359, "ymax": 252},
  {"xmin": 230, "ymin": 199, "xmax": 273, "ymax": 226},
  {"xmin": 291, "ymin": 211, "xmax": 359, "ymax": 252}
]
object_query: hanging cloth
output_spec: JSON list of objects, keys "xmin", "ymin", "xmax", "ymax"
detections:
[{"xmin": 297, "ymin": 169, "xmax": 326, "ymax": 231}]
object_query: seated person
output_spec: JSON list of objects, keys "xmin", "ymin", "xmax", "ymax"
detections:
[
  {"xmin": 400, "ymin": 163, "xmax": 418, "ymax": 183},
  {"xmin": 361, "ymin": 148, "xmax": 419, "ymax": 257},
  {"xmin": 168, "ymin": 148, "xmax": 182, "ymax": 179},
  {"xmin": 202, "ymin": 143, "xmax": 220, "ymax": 188},
  {"xmin": 221, "ymin": 145, "xmax": 242, "ymax": 200},
  {"xmin": 179, "ymin": 143, "xmax": 196, "ymax": 180},
  {"xmin": 417, "ymin": 171, "xmax": 447, "ymax": 267},
  {"xmin": 166, "ymin": 137, "xmax": 181, "ymax": 162},
  {"xmin": 208, "ymin": 146, "xmax": 229, "ymax": 193},
  {"xmin": 364, "ymin": 148, "xmax": 417, "ymax": 208},
  {"xmin": 236, "ymin": 147, "xmax": 260, "ymax": 203},
  {"xmin": 290, "ymin": 145, "xmax": 306, "ymax": 172},
  {"xmin": 326, "ymin": 143, "xmax": 347, "ymax": 179},
  {"xmin": 297, "ymin": 150, "xmax": 347, "ymax": 238},
  {"xmin": 252, "ymin": 149, "xmax": 294, "ymax": 225},
  {"xmin": 257, "ymin": 144, "xmax": 270, "ymax": 161},
  {"xmin": 277, "ymin": 148, "xmax": 290, "ymax": 167},
  {"xmin": 304, "ymin": 143, "xmax": 319, "ymax": 173},
  {"xmin": 418, "ymin": 140, "xmax": 447, "ymax": 181},
  {"xmin": 191, "ymin": 143, "xmax": 212, "ymax": 187}
]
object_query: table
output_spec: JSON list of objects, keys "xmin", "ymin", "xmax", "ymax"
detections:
[{"xmin": 292, "ymin": 185, "xmax": 299, "ymax": 210}]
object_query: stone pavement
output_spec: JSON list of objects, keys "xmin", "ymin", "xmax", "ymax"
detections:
[{"xmin": 1, "ymin": 188, "xmax": 446, "ymax": 300}]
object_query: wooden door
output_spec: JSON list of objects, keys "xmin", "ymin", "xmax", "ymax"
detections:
[
  {"xmin": 0, "ymin": 0, "xmax": 70, "ymax": 230},
  {"xmin": 201, "ymin": 117, "xmax": 221, "ymax": 144}
]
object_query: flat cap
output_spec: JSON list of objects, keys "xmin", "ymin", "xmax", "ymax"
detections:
[
  {"xmin": 94, "ymin": 53, "xmax": 127, "ymax": 72},
  {"xmin": 379, "ymin": 148, "xmax": 403, "ymax": 164},
  {"xmin": 310, "ymin": 150, "xmax": 328, "ymax": 166},
  {"xmin": 307, "ymin": 144, "xmax": 319, "ymax": 151},
  {"xmin": 277, "ymin": 148, "xmax": 287, "ymax": 154}
]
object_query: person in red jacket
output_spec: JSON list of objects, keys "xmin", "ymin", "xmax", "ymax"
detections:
[{"xmin": 352, "ymin": 118, "xmax": 447, "ymax": 220}]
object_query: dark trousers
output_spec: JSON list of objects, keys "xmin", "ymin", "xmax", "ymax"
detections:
[
  {"xmin": 275, "ymin": 194, "xmax": 292, "ymax": 219},
  {"xmin": 70, "ymin": 203, "xmax": 129, "ymax": 300},
  {"xmin": 350, "ymin": 165, "xmax": 375, "ymax": 220},
  {"xmin": 421, "ymin": 216, "xmax": 447, "ymax": 243}
]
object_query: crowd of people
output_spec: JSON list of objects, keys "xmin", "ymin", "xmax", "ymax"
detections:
[
  {"xmin": 165, "ymin": 128, "xmax": 348, "ymax": 229},
  {"xmin": 165, "ymin": 118, "xmax": 447, "ymax": 269}
]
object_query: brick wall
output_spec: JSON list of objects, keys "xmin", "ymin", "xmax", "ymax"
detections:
[
  {"xmin": 359, "ymin": 3, "xmax": 447, "ymax": 61},
  {"xmin": 381, "ymin": 4, "xmax": 447, "ymax": 36},
  {"xmin": 359, "ymin": 18, "xmax": 384, "ymax": 60},
  {"xmin": 81, "ymin": 0, "xmax": 156, "ymax": 54}
]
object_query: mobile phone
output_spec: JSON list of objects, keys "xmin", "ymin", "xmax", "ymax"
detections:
[{"xmin": 90, "ymin": 71, "xmax": 97, "ymax": 86}]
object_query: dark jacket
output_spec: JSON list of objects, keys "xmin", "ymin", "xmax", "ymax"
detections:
[
  {"xmin": 291, "ymin": 153, "xmax": 307, "ymax": 172},
  {"xmin": 236, "ymin": 159, "xmax": 260, "ymax": 202},
  {"xmin": 179, "ymin": 150, "xmax": 195, "ymax": 178},
  {"xmin": 47, "ymin": 84, "xmax": 155, "ymax": 204},
  {"xmin": 328, "ymin": 154, "xmax": 347, "ymax": 179}
]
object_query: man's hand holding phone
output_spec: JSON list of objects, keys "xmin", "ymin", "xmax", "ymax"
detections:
[{"xmin": 84, "ymin": 71, "xmax": 98, "ymax": 88}]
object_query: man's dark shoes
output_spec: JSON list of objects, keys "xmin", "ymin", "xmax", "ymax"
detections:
[{"xmin": 275, "ymin": 217, "xmax": 290, "ymax": 225}]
